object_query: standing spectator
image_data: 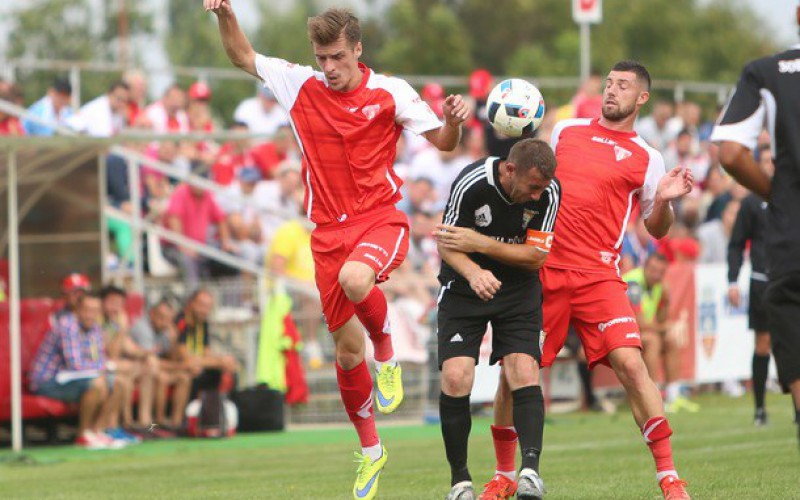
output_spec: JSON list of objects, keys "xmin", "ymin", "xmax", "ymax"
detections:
[
  {"xmin": 186, "ymin": 81, "xmax": 219, "ymax": 166},
  {"xmin": 163, "ymin": 178, "xmax": 233, "ymax": 287},
  {"xmin": 28, "ymin": 293, "xmax": 127, "ymax": 449},
  {"xmin": 233, "ymin": 86, "xmax": 287, "ymax": 137},
  {"xmin": 697, "ymin": 199, "xmax": 740, "ymax": 263},
  {"xmin": 702, "ymin": 166, "xmax": 733, "ymax": 221},
  {"xmin": 625, "ymin": 253, "xmax": 698, "ymax": 414},
  {"xmin": 636, "ymin": 100, "xmax": 674, "ymax": 151},
  {"xmin": 145, "ymin": 84, "xmax": 189, "ymax": 134},
  {"xmin": 713, "ymin": 6, "xmax": 800, "ymax": 440},
  {"xmin": 67, "ymin": 81, "xmax": 130, "ymax": 137},
  {"xmin": 175, "ymin": 289, "xmax": 239, "ymax": 399},
  {"xmin": 23, "ymin": 78, "xmax": 73, "ymax": 135},
  {"xmin": 123, "ymin": 70, "xmax": 149, "ymax": 126},
  {"xmin": 129, "ymin": 299, "xmax": 192, "ymax": 429}
]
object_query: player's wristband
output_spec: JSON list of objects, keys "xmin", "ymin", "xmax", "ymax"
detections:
[{"xmin": 526, "ymin": 230, "xmax": 553, "ymax": 253}]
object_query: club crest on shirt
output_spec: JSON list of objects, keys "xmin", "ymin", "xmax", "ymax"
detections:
[
  {"xmin": 614, "ymin": 145, "xmax": 632, "ymax": 162},
  {"xmin": 362, "ymin": 104, "xmax": 381, "ymax": 120},
  {"xmin": 475, "ymin": 204, "xmax": 492, "ymax": 227},
  {"xmin": 522, "ymin": 208, "xmax": 538, "ymax": 229}
]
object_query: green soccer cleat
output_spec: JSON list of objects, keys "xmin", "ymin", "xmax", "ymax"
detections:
[
  {"xmin": 375, "ymin": 363, "xmax": 404, "ymax": 414},
  {"xmin": 353, "ymin": 446, "xmax": 388, "ymax": 500}
]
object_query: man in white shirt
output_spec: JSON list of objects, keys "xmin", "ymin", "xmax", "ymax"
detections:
[
  {"xmin": 145, "ymin": 84, "xmax": 189, "ymax": 134},
  {"xmin": 23, "ymin": 78, "xmax": 74, "ymax": 136},
  {"xmin": 68, "ymin": 81, "xmax": 130, "ymax": 137},
  {"xmin": 232, "ymin": 86, "xmax": 288, "ymax": 138}
]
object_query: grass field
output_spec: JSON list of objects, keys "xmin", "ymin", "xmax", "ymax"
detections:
[{"xmin": 0, "ymin": 394, "xmax": 798, "ymax": 499}]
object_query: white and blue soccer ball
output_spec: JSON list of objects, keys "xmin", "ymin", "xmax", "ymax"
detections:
[{"xmin": 486, "ymin": 78, "xmax": 546, "ymax": 138}]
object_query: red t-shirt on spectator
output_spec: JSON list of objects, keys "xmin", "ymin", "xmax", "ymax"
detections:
[
  {"xmin": 164, "ymin": 184, "xmax": 225, "ymax": 243},
  {"xmin": 249, "ymin": 142, "xmax": 287, "ymax": 180},
  {"xmin": 211, "ymin": 143, "xmax": 255, "ymax": 186},
  {"xmin": 0, "ymin": 117, "xmax": 25, "ymax": 136}
]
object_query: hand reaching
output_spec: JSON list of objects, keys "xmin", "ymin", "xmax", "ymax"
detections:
[
  {"xmin": 203, "ymin": 0, "xmax": 232, "ymax": 14},
  {"xmin": 657, "ymin": 167, "xmax": 694, "ymax": 203},
  {"xmin": 442, "ymin": 94, "xmax": 471, "ymax": 127},
  {"xmin": 435, "ymin": 224, "xmax": 488, "ymax": 254}
]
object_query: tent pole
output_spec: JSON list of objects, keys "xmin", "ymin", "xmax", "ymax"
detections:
[{"xmin": 8, "ymin": 148, "xmax": 23, "ymax": 453}]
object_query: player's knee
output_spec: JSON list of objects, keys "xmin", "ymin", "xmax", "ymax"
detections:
[
  {"xmin": 441, "ymin": 365, "xmax": 473, "ymax": 396},
  {"xmin": 503, "ymin": 354, "xmax": 539, "ymax": 389},
  {"xmin": 614, "ymin": 353, "xmax": 650, "ymax": 387},
  {"xmin": 338, "ymin": 264, "xmax": 374, "ymax": 303},
  {"xmin": 755, "ymin": 332, "xmax": 771, "ymax": 355},
  {"xmin": 335, "ymin": 349, "xmax": 363, "ymax": 370}
]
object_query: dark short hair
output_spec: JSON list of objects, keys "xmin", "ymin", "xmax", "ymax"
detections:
[
  {"xmin": 307, "ymin": 8, "xmax": 361, "ymax": 47},
  {"xmin": 507, "ymin": 138, "xmax": 557, "ymax": 179},
  {"xmin": 77, "ymin": 291, "xmax": 102, "ymax": 306},
  {"xmin": 611, "ymin": 60, "xmax": 651, "ymax": 91},
  {"xmin": 108, "ymin": 80, "xmax": 130, "ymax": 93},
  {"xmin": 53, "ymin": 77, "xmax": 72, "ymax": 95},
  {"xmin": 99, "ymin": 285, "xmax": 127, "ymax": 300}
]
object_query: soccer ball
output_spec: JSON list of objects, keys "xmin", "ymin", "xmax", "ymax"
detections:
[{"xmin": 486, "ymin": 79, "xmax": 546, "ymax": 138}]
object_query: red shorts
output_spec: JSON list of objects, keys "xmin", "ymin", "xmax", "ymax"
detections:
[
  {"xmin": 541, "ymin": 267, "xmax": 642, "ymax": 369},
  {"xmin": 310, "ymin": 206, "xmax": 409, "ymax": 332}
]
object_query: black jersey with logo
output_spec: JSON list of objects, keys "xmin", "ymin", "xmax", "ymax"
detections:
[
  {"xmin": 438, "ymin": 157, "xmax": 561, "ymax": 296},
  {"xmin": 712, "ymin": 44, "xmax": 800, "ymax": 276}
]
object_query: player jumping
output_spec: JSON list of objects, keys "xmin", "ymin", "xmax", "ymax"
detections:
[{"xmin": 203, "ymin": 3, "xmax": 470, "ymax": 498}]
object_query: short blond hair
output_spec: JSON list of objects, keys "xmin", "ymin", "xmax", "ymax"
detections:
[{"xmin": 307, "ymin": 8, "xmax": 360, "ymax": 47}]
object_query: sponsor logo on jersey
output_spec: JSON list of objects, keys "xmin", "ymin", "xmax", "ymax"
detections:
[
  {"xmin": 778, "ymin": 58, "xmax": 800, "ymax": 73},
  {"xmin": 600, "ymin": 251, "xmax": 615, "ymax": 264},
  {"xmin": 475, "ymin": 204, "xmax": 492, "ymax": 227},
  {"xmin": 598, "ymin": 316, "xmax": 637, "ymax": 333},
  {"xmin": 614, "ymin": 145, "xmax": 633, "ymax": 162},
  {"xmin": 357, "ymin": 242, "xmax": 389, "ymax": 257},
  {"xmin": 362, "ymin": 104, "xmax": 381, "ymax": 120},
  {"xmin": 625, "ymin": 332, "xmax": 641, "ymax": 339},
  {"xmin": 522, "ymin": 208, "xmax": 538, "ymax": 228},
  {"xmin": 591, "ymin": 136, "xmax": 617, "ymax": 146},
  {"xmin": 363, "ymin": 253, "xmax": 385, "ymax": 268}
]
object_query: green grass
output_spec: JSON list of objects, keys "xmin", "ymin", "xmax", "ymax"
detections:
[{"xmin": 0, "ymin": 394, "xmax": 798, "ymax": 499}]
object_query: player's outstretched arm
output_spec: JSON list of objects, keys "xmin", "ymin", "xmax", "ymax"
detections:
[
  {"xmin": 424, "ymin": 95, "xmax": 470, "ymax": 152},
  {"xmin": 644, "ymin": 167, "xmax": 694, "ymax": 239},
  {"xmin": 718, "ymin": 141, "xmax": 771, "ymax": 200},
  {"xmin": 204, "ymin": 0, "xmax": 258, "ymax": 79},
  {"xmin": 435, "ymin": 224, "xmax": 547, "ymax": 271}
]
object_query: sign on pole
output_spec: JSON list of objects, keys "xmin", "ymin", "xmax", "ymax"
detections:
[{"xmin": 572, "ymin": 0, "xmax": 603, "ymax": 24}]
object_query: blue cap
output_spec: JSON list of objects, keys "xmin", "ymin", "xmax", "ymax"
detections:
[{"xmin": 239, "ymin": 166, "xmax": 262, "ymax": 183}]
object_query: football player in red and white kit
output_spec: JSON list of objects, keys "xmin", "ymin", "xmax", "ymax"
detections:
[
  {"xmin": 483, "ymin": 61, "xmax": 694, "ymax": 500},
  {"xmin": 204, "ymin": 2, "xmax": 469, "ymax": 498}
]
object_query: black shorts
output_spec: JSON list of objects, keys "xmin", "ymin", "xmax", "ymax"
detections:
[
  {"xmin": 437, "ymin": 280, "xmax": 542, "ymax": 369},
  {"xmin": 765, "ymin": 271, "xmax": 800, "ymax": 392},
  {"xmin": 749, "ymin": 279, "xmax": 769, "ymax": 332}
]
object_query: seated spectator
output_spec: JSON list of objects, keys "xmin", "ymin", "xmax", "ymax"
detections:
[
  {"xmin": 175, "ymin": 289, "xmax": 239, "ymax": 399},
  {"xmin": 635, "ymin": 100, "xmax": 674, "ymax": 152},
  {"xmin": 55, "ymin": 273, "xmax": 92, "ymax": 324},
  {"xmin": 218, "ymin": 166, "xmax": 266, "ymax": 265},
  {"xmin": 266, "ymin": 185, "xmax": 321, "ymax": 367},
  {"xmin": 250, "ymin": 125, "xmax": 300, "ymax": 179},
  {"xmin": 28, "ymin": 293, "xmax": 127, "ymax": 449},
  {"xmin": 397, "ymin": 176, "xmax": 438, "ymax": 218},
  {"xmin": 68, "ymin": 81, "xmax": 130, "ymax": 137},
  {"xmin": 100, "ymin": 285, "xmax": 156, "ymax": 436},
  {"xmin": 129, "ymin": 299, "xmax": 192, "ymax": 429},
  {"xmin": 0, "ymin": 89, "xmax": 25, "ymax": 136},
  {"xmin": 663, "ymin": 128, "xmax": 711, "ymax": 180},
  {"xmin": 123, "ymin": 69, "xmax": 148, "ymax": 126},
  {"xmin": 233, "ymin": 86, "xmax": 287, "ymax": 138},
  {"xmin": 211, "ymin": 121, "xmax": 253, "ymax": 185},
  {"xmin": 163, "ymin": 174, "xmax": 233, "ymax": 288},
  {"xmin": 23, "ymin": 77, "xmax": 73, "ymax": 135},
  {"xmin": 145, "ymin": 84, "xmax": 188, "ymax": 134},
  {"xmin": 185, "ymin": 81, "xmax": 219, "ymax": 166}
]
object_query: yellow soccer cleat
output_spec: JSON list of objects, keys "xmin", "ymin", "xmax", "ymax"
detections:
[
  {"xmin": 352, "ymin": 446, "xmax": 388, "ymax": 500},
  {"xmin": 375, "ymin": 363, "xmax": 404, "ymax": 414}
]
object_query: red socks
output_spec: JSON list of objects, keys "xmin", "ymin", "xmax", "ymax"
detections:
[
  {"xmin": 641, "ymin": 416, "xmax": 677, "ymax": 479},
  {"xmin": 491, "ymin": 425, "xmax": 518, "ymax": 474},
  {"xmin": 354, "ymin": 286, "xmax": 394, "ymax": 362},
  {"xmin": 336, "ymin": 361, "xmax": 379, "ymax": 448}
]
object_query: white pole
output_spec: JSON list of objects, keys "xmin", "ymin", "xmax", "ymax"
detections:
[
  {"xmin": 580, "ymin": 22, "xmax": 591, "ymax": 82},
  {"xmin": 127, "ymin": 157, "xmax": 144, "ymax": 293},
  {"xmin": 8, "ymin": 148, "xmax": 23, "ymax": 453},
  {"xmin": 98, "ymin": 154, "xmax": 109, "ymax": 286}
]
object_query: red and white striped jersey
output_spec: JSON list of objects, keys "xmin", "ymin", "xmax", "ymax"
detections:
[
  {"xmin": 547, "ymin": 118, "xmax": 665, "ymax": 274},
  {"xmin": 255, "ymin": 55, "xmax": 443, "ymax": 225}
]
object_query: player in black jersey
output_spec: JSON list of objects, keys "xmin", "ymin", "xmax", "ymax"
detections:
[
  {"xmin": 727, "ymin": 151, "xmax": 773, "ymax": 426},
  {"xmin": 712, "ymin": 3, "xmax": 800, "ymax": 444},
  {"xmin": 434, "ymin": 138, "xmax": 560, "ymax": 500}
]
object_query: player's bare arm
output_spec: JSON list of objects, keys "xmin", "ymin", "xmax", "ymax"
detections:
[
  {"xmin": 718, "ymin": 141, "xmax": 772, "ymax": 201},
  {"xmin": 437, "ymin": 244, "xmax": 501, "ymax": 302},
  {"xmin": 205, "ymin": 0, "xmax": 258, "ymax": 79},
  {"xmin": 435, "ymin": 224, "xmax": 547, "ymax": 271},
  {"xmin": 645, "ymin": 167, "xmax": 694, "ymax": 239},
  {"xmin": 424, "ymin": 94, "xmax": 471, "ymax": 152}
]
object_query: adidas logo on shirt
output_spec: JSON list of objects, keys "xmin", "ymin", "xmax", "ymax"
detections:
[{"xmin": 450, "ymin": 333, "xmax": 464, "ymax": 343}]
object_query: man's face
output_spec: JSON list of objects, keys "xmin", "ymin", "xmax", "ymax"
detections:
[
  {"xmin": 644, "ymin": 257, "xmax": 668, "ymax": 287},
  {"xmin": 150, "ymin": 304, "xmax": 174, "ymax": 332},
  {"xmin": 164, "ymin": 88, "xmax": 186, "ymax": 115},
  {"xmin": 102, "ymin": 293, "xmax": 125, "ymax": 318},
  {"xmin": 602, "ymin": 71, "xmax": 648, "ymax": 122},
  {"xmin": 77, "ymin": 297, "xmax": 101, "ymax": 329},
  {"xmin": 313, "ymin": 35, "xmax": 363, "ymax": 93},
  {"xmin": 676, "ymin": 134, "xmax": 692, "ymax": 155},
  {"xmin": 507, "ymin": 165, "xmax": 550, "ymax": 204},
  {"xmin": 50, "ymin": 90, "xmax": 71, "ymax": 112},
  {"xmin": 109, "ymin": 87, "xmax": 131, "ymax": 114},
  {"xmin": 66, "ymin": 289, "xmax": 86, "ymax": 309},
  {"xmin": 191, "ymin": 292, "xmax": 214, "ymax": 322},
  {"xmin": 278, "ymin": 170, "xmax": 302, "ymax": 196}
]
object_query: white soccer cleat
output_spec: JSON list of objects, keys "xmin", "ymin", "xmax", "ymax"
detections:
[
  {"xmin": 446, "ymin": 481, "xmax": 476, "ymax": 500},
  {"xmin": 516, "ymin": 468, "xmax": 546, "ymax": 500}
]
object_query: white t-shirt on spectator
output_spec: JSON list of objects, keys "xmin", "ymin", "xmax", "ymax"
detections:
[
  {"xmin": 144, "ymin": 101, "xmax": 189, "ymax": 134},
  {"xmin": 233, "ymin": 97, "xmax": 288, "ymax": 137},
  {"xmin": 218, "ymin": 180, "xmax": 299, "ymax": 247},
  {"xmin": 67, "ymin": 95, "xmax": 125, "ymax": 137},
  {"xmin": 408, "ymin": 148, "xmax": 473, "ymax": 204},
  {"xmin": 697, "ymin": 219, "xmax": 728, "ymax": 263},
  {"xmin": 635, "ymin": 116, "xmax": 671, "ymax": 152}
]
